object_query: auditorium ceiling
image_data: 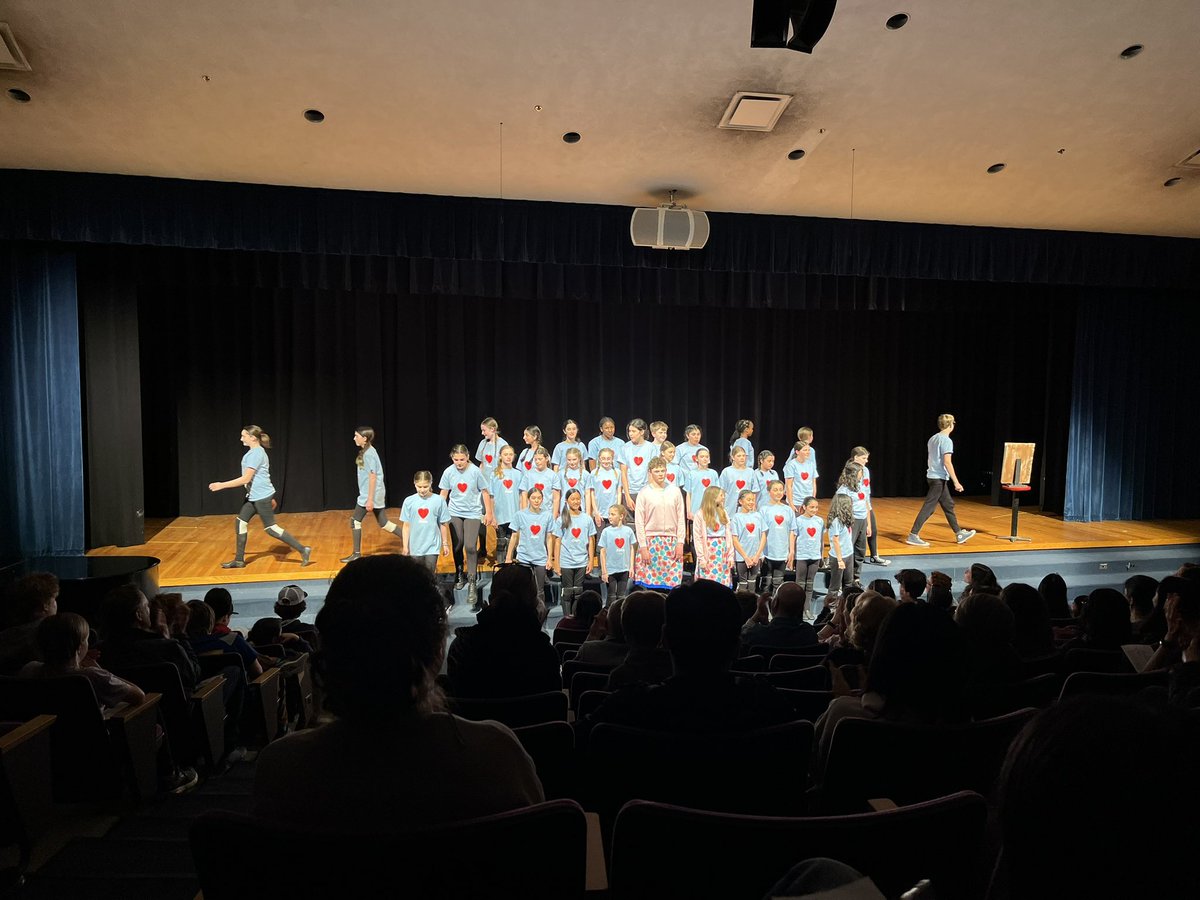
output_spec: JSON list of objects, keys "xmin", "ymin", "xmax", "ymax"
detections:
[{"xmin": 2, "ymin": 0, "xmax": 1198, "ymax": 237}]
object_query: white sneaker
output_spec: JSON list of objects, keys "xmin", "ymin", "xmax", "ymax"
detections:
[
  {"xmin": 906, "ymin": 534, "xmax": 930, "ymax": 547},
  {"xmin": 956, "ymin": 529, "xmax": 977, "ymax": 544}
]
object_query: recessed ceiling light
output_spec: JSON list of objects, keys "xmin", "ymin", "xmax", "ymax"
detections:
[
  {"xmin": 6, "ymin": 87, "xmax": 30, "ymax": 102},
  {"xmin": 886, "ymin": 13, "xmax": 909, "ymax": 30},
  {"xmin": 1164, "ymin": 177, "xmax": 1182, "ymax": 187},
  {"xmin": 1119, "ymin": 44, "xmax": 1143, "ymax": 59},
  {"xmin": 303, "ymin": 108, "xmax": 325, "ymax": 123},
  {"xmin": 787, "ymin": 149, "xmax": 806, "ymax": 160},
  {"xmin": 562, "ymin": 132, "xmax": 581, "ymax": 143},
  {"xmin": 987, "ymin": 163, "xmax": 1006, "ymax": 174}
]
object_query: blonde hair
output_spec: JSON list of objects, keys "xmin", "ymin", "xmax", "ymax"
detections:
[
  {"xmin": 650, "ymin": 420, "xmax": 668, "ymax": 435},
  {"xmin": 565, "ymin": 447, "xmax": 584, "ymax": 465},
  {"xmin": 480, "ymin": 416, "xmax": 499, "ymax": 432},
  {"xmin": 647, "ymin": 456, "xmax": 667, "ymax": 472},
  {"xmin": 796, "ymin": 426, "xmax": 813, "ymax": 442},
  {"xmin": 660, "ymin": 440, "xmax": 675, "ymax": 454},
  {"xmin": 243, "ymin": 425, "xmax": 271, "ymax": 449},
  {"xmin": 850, "ymin": 446, "xmax": 869, "ymax": 458},
  {"xmin": 793, "ymin": 440, "xmax": 810, "ymax": 454},
  {"xmin": 413, "ymin": 470, "xmax": 433, "ymax": 485},
  {"xmin": 848, "ymin": 590, "xmax": 898, "ymax": 656},
  {"xmin": 700, "ymin": 486, "xmax": 728, "ymax": 532},
  {"xmin": 608, "ymin": 504, "xmax": 627, "ymax": 523},
  {"xmin": 937, "ymin": 414, "xmax": 956, "ymax": 430},
  {"xmin": 494, "ymin": 444, "xmax": 515, "ymax": 480},
  {"xmin": 534, "ymin": 446, "xmax": 551, "ymax": 460}
]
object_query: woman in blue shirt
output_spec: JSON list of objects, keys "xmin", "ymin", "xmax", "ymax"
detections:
[
  {"xmin": 208, "ymin": 425, "xmax": 312, "ymax": 568},
  {"xmin": 341, "ymin": 426, "xmax": 400, "ymax": 563}
]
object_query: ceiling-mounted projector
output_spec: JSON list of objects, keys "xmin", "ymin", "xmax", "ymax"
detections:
[{"xmin": 630, "ymin": 191, "xmax": 710, "ymax": 250}]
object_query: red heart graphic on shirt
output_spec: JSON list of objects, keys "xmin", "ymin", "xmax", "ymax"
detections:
[
  {"xmin": 602, "ymin": 479, "xmax": 613, "ymax": 490},
  {"xmin": 633, "ymin": 457, "xmax": 644, "ymax": 466},
  {"xmin": 701, "ymin": 478, "xmax": 711, "ymax": 488},
  {"xmin": 775, "ymin": 515, "xmax": 784, "ymax": 525},
  {"xmin": 746, "ymin": 523, "xmax": 755, "ymax": 533},
  {"xmin": 568, "ymin": 478, "xmax": 578, "ymax": 487},
  {"xmin": 863, "ymin": 478, "xmax": 870, "ymax": 487},
  {"xmin": 571, "ymin": 527, "xmax": 581, "ymax": 539},
  {"xmin": 736, "ymin": 480, "xmax": 746, "ymax": 489},
  {"xmin": 503, "ymin": 479, "xmax": 513, "ymax": 489},
  {"xmin": 530, "ymin": 525, "xmax": 541, "ymax": 535},
  {"xmin": 806, "ymin": 526, "xmax": 817, "ymax": 537},
  {"xmin": 615, "ymin": 538, "xmax": 625, "ymax": 549},
  {"xmin": 418, "ymin": 508, "xmax": 429, "ymax": 519},
  {"xmin": 457, "ymin": 483, "xmax": 468, "ymax": 493},
  {"xmin": 857, "ymin": 492, "xmax": 865, "ymax": 500},
  {"xmin": 535, "ymin": 483, "xmax": 545, "ymax": 492},
  {"xmin": 800, "ymin": 472, "xmax": 809, "ymax": 481},
  {"xmin": 524, "ymin": 461, "xmax": 532, "ymax": 470},
  {"xmin": 485, "ymin": 454, "xmax": 493, "ymax": 464},
  {"xmin": 667, "ymin": 473, "xmax": 675, "ymax": 482}
]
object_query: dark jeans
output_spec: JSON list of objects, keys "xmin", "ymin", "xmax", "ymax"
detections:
[
  {"xmin": 911, "ymin": 478, "xmax": 961, "ymax": 535},
  {"xmin": 826, "ymin": 553, "xmax": 854, "ymax": 597}
]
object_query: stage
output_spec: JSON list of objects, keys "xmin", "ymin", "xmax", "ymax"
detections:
[{"xmin": 86, "ymin": 498, "xmax": 1199, "ymax": 589}]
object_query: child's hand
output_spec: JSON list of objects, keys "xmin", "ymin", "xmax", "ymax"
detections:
[
  {"xmin": 639, "ymin": 548, "xmax": 651, "ymax": 563},
  {"xmin": 601, "ymin": 572, "xmax": 609, "ymax": 583}
]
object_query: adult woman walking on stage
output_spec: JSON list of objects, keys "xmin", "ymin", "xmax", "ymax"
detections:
[
  {"xmin": 633, "ymin": 457, "xmax": 686, "ymax": 592},
  {"xmin": 341, "ymin": 426, "xmax": 399, "ymax": 563},
  {"xmin": 209, "ymin": 426, "xmax": 312, "ymax": 569}
]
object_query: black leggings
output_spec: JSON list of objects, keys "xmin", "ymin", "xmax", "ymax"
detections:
[
  {"xmin": 735, "ymin": 560, "xmax": 762, "ymax": 591},
  {"xmin": 796, "ymin": 559, "xmax": 821, "ymax": 600},
  {"xmin": 605, "ymin": 572, "xmax": 630, "ymax": 606},
  {"xmin": 352, "ymin": 505, "xmax": 390, "ymax": 527},
  {"xmin": 764, "ymin": 558, "xmax": 788, "ymax": 591},
  {"xmin": 560, "ymin": 566, "xmax": 587, "ymax": 614},
  {"xmin": 238, "ymin": 498, "xmax": 277, "ymax": 528},
  {"xmin": 449, "ymin": 517, "xmax": 481, "ymax": 577}
]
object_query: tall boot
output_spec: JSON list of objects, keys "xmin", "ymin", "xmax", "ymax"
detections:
[
  {"xmin": 467, "ymin": 576, "xmax": 481, "ymax": 612},
  {"xmin": 340, "ymin": 524, "xmax": 362, "ymax": 564},
  {"xmin": 221, "ymin": 529, "xmax": 247, "ymax": 569},
  {"xmin": 270, "ymin": 527, "xmax": 313, "ymax": 567}
]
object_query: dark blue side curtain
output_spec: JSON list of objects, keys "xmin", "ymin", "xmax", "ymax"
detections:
[
  {"xmin": 1064, "ymin": 295, "xmax": 1200, "ymax": 522},
  {"xmin": 0, "ymin": 245, "xmax": 85, "ymax": 558}
]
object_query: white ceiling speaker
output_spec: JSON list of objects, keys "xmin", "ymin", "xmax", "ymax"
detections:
[{"xmin": 630, "ymin": 190, "xmax": 710, "ymax": 251}]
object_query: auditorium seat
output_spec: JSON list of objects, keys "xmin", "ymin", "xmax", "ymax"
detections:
[
  {"xmin": 817, "ymin": 708, "xmax": 1036, "ymax": 814},
  {"xmin": 757, "ymin": 665, "xmax": 831, "ymax": 691},
  {"xmin": 1061, "ymin": 647, "xmax": 1134, "ymax": 675},
  {"xmin": 576, "ymin": 689, "xmax": 610, "ymax": 724},
  {"xmin": 512, "ymin": 721, "xmax": 576, "ymax": 800},
  {"xmin": 561, "ymin": 659, "xmax": 613, "ymax": 700},
  {"xmin": 555, "ymin": 640, "xmax": 583, "ymax": 662},
  {"xmin": 190, "ymin": 799, "xmax": 589, "ymax": 899},
  {"xmin": 729, "ymin": 654, "xmax": 765, "ymax": 673},
  {"xmin": 110, "ymin": 662, "xmax": 226, "ymax": 772},
  {"xmin": 0, "ymin": 715, "xmax": 55, "ymax": 878},
  {"xmin": 608, "ymin": 791, "xmax": 989, "ymax": 900},
  {"xmin": 767, "ymin": 649, "xmax": 830, "ymax": 671},
  {"xmin": 1058, "ymin": 669, "xmax": 1168, "ymax": 702},
  {"xmin": 1017, "ymin": 652, "xmax": 1063, "ymax": 679},
  {"xmin": 775, "ymin": 687, "xmax": 834, "ymax": 722},
  {"xmin": 197, "ymin": 651, "xmax": 283, "ymax": 747},
  {"xmin": 553, "ymin": 627, "xmax": 591, "ymax": 646},
  {"xmin": 449, "ymin": 690, "xmax": 568, "ymax": 728},
  {"xmin": 569, "ymin": 670, "xmax": 610, "ymax": 711},
  {"xmin": 751, "ymin": 644, "xmax": 825, "ymax": 666},
  {"xmin": 969, "ymin": 672, "xmax": 1061, "ymax": 719}
]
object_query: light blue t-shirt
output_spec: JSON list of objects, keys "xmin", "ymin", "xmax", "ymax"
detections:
[
  {"xmin": 438, "ymin": 463, "xmax": 488, "ymax": 519},
  {"xmin": 755, "ymin": 468, "xmax": 780, "ymax": 509},
  {"xmin": 516, "ymin": 447, "xmax": 541, "ymax": 474},
  {"xmin": 927, "ymin": 433, "xmax": 953, "ymax": 480},
  {"xmin": 512, "ymin": 508, "xmax": 554, "ymax": 566},
  {"xmin": 837, "ymin": 484, "xmax": 868, "ymax": 520},
  {"xmin": 589, "ymin": 466, "xmax": 623, "ymax": 517},
  {"xmin": 486, "ymin": 466, "xmax": 522, "ymax": 526},
  {"xmin": 719, "ymin": 466, "xmax": 755, "ymax": 517},
  {"xmin": 761, "ymin": 503, "xmax": 795, "ymax": 560},
  {"xmin": 783, "ymin": 456, "xmax": 817, "ymax": 506},
  {"xmin": 677, "ymin": 442, "xmax": 707, "ymax": 471},
  {"xmin": 519, "ymin": 466, "xmax": 555, "ymax": 505},
  {"xmin": 587, "ymin": 434, "xmax": 625, "ymax": 463},
  {"xmin": 730, "ymin": 511, "xmax": 765, "ymax": 562},
  {"xmin": 356, "ymin": 446, "xmax": 386, "ymax": 508},
  {"xmin": 664, "ymin": 463, "xmax": 686, "ymax": 492},
  {"xmin": 862, "ymin": 465, "xmax": 873, "ymax": 502},
  {"xmin": 242, "ymin": 447, "xmax": 274, "ymax": 502},
  {"xmin": 475, "ymin": 436, "xmax": 509, "ymax": 468},
  {"xmin": 730, "ymin": 437, "xmax": 755, "ymax": 465},
  {"xmin": 597, "ymin": 524, "xmax": 634, "ymax": 575},
  {"xmin": 828, "ymin": 516, "xmax": 853, "ymax": 560},
  {"xmin": 555, "ymin": 467, "xmax": 591, "ymax": 505},
  {"xmin": 621, "ymin": 442, "xmax": 652, "ymax": 494},
  {"xmin": 399, "ymin": 493, "xmax": 449, "ymax": 556},
  {"xmin": 793, "ymin": 514, "xmax": 825, "ymax": 561},
  {"xmin": 552, "ymin": 512, "xmax": 596, "ymax": 569},
  {"xmin": 551, "ymin": 440, "xmax": 589, "ymax": 470},
  {"xmin": 687, "ymin": 469, "xmax": 718, "ymax": 511}
]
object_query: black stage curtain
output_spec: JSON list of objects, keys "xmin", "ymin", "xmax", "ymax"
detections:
[
  {"xmin": 3, "ymin": 169, "xmax": 1198, "ymax": 291},
  {"xmin": 130, "ymin": 246, "xmax": 1075, "ymax": 519}
]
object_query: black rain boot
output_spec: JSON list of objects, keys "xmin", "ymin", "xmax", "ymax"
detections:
[
  {"xmin": 272, "ymin": 528, "xmax": 312, "ymax": 566},
  {"xmin": 340, "ymin": 526, "xmax": 362, "ymax": 564},
  {"xmin": 221, "ymin": 529, "xmax": 248, "ymax": 568}
]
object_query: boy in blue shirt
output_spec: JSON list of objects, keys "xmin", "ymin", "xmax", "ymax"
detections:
[{"xmin": 906, "ymin": 413, "xmax": 976, "ymax": 546}]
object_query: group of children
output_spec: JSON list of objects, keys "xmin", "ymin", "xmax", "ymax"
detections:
[{"xmin": 356, "ymin": 416, "xmax": 897, "ymax": 612}]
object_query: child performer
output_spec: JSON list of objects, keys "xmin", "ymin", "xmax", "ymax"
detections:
[
  {"xmin": 755, "ymin": 449, "xmax": 780, "ymax": 510},
  {"xmin": 784, "ymin": 440, "xmax": 818, "ymax": 514},
  {"xmin": 520, "ymin": 446, "xmax": 555, "ymax": 510},
  {"xmin": 719, "ymin": 445, "xmax": 753, "ymax": 518},
  {"xmin": 761, "ymin": 479, "xmax": 796, "ymax": 595},
  {"xmin": 659, "ymin": 441, "xmax": 686, "ymax": 492},
  {"xmin": 551, "ymin": 488, "xmax": 596, "ymax": 614},
  {"xmin": 826, "ymin": 493, "xmax": 855, "ymax": 597},
  {"xmin": 649, "ymin": 420, "xmax": 669, "ymax": 453},
  {"xmin": 486, "ymin": 445, "xmax": 521, "ymax": 563},
  {"xmin": 475, "ymin": 417, "xmax": 508, "ymax": 562},
  {"xmin": 792, "ymin": 496, "xmax": 824, "ymax": 603},
  {"xmin": 588, "ymin": 447, "xmax": 624, "ymax": 535},
  {"xmin": 506, "ymin": 485, "xmax": 555, "ymax": 602},
  {"xmin": 620, "ymin": 418, "xmax": 652, "ymax": 512},
  {"xmin": 692, "ymin": 486, "xmax": 733, "ymax": 586},
  {"xmin": 209, "ymin": 425, "xmax": 311, "ymax": 568},
  {"xmin": 852, "ymin": 446, "xmax": 890, "ymax": 566},
  {"xmin": 796, "ymin": 426, "xmax": 819, "ymax": 493},
  {"xmin": 906, "ymin": 413, "xmax": 976, "ymax": 547},
  {"xmin": 729, "ymin": 419, "xmax": 755, "ymax": 464},
  {"xmin": 834, "ymin": 461, "xmax": 869, "ymax": 587},
  {"xmin": 516, "ymin": 425, "xmax": 543, "ymax": 473},
  {"xmin": 438, "ymin": 444, "xmax": 493, "ymax": 605},
  {"xmin": 399, "ymin": 471, "xmax": 451, "ymax": 574},
  {"xmin": 678, "ymin": 424, "xmax": 708, "ymax": 471},
  {"xmin": 341, "ymin": 426, "xmax": 399, "ymax": 564},
  {"xmin": 730, "ymin": 489, "xmax": 766, "ymax": 593},
  {"xmin": 551, "ymin": 419, "xmax": 589, "ymax": 471},
  {"xmin": 685, "ymin": 448, "xmax": 717, "ymax": 523},
  {"xmin": 554, "ymin": 447, "xmax": 591, "ymax": 518},
  {"xmin": 597, "ymin": 505, "xmax": 634, "ymax": 606},
  {"xmin": 587, "ymin": 416, "xmax": 625, "ymax": 473},
  {"xmin": 633, "ymin": 457, "xmax": 686, "ymax": 591}
]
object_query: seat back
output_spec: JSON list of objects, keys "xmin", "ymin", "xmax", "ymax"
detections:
[
  {"xmin": 819, "ymin": 708, "xmax": 1036, "ymax": 814},
  {"xmin": 512, "ymin": 721, "xmax": 575, "ymax": 800},
  {"xmin": 728, "ymin": 655, "xmax": 765, "ymax": 674},
  {"xmin": 553, "ymin": 627, "xmax": 591, "ymax": 646},
  {"xmin": 609, "ymin": 792, "xmax": 989, "ymax": 900},
  {"xmin": 191, "ymin": 800, "xmax": 588, "ymax": 899},
  {"xmin": 774, "ymin": 687, "xmax": 834, "ymax": 722},
  {"xmin": 1062, "ymin": 647, "xmax": 1133, "ymax": 675},
  {"xmin": 109, "ymin": 661, "xmax": 191, "ymax": 751},
  {"xmin": 1059, "ymin": 669, "xmax": 1168, "ymax": 702},
  {"xmin": 576, "ymin": 690, "xmax": 610, "ymax": 724},
  {"xmin": 0, "ymin": 675, "xmax": 122, "ymax": 803},
  {"xmin": 450, "ymin": 691, "xmax": 568, "ymax": 728},
  {"xmin": 555, "ymin": 641, "xmax": 583, "ymax": 662},
  {"xmin": 569, "ymin": 670, "xmax": 609, "ymax": 710},
  {"xmin": 750, "ymin": 644, "xmax": 825, "ymax": 665},
  {"xmin": 1017, "ymin": 651, "xmax": 1062, "ymax": 679},
  {"xmin": 767, "ymin": 650, "xmax": 830, "ymax": 671},
  {"xmin": 756, "ymin": 665, "xmax": 831, "ymax": 691}
]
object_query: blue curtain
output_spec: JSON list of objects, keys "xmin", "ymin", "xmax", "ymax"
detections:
[
  {"xmin": 0, "ymin": 245, "xmax": 85, "ymax": 557},
  {"xmin": 1064, "ymin": 295, "xmax": 1200, "ymax": 521}
]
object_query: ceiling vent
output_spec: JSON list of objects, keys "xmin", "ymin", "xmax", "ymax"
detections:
[
  {"xmin": 0, "ymin": 24, "xmax": 32, "ymax": 71},
  {"xmin": 718, "ymin": 92, "xmax": 793, "ymax": 132},
  {"xmin": 1174, "ymin": 148, "xmax": 1200, "ymax": 170}
]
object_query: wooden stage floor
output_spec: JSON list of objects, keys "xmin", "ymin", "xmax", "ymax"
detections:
[{"xmin": 87, "ymin": 498, "xmax": 1200, "ymax": 588}]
